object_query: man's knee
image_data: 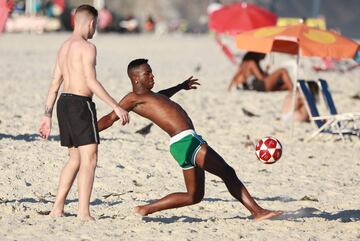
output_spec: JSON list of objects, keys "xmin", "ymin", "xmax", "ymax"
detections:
[
  {"xmin": 68, "ymin": 156, "xmax": 81, "ymax": 168},
  {"xmin": 187, "ymin": 191, "xmax": 204, "ymax": 205},
  {"xmin": 87, "ymin": 152, "xmax": 97, "ymax": 166},
  {"xmin": 79, "ymin": 144, "xmax": 97, "ymax": 158},
  {"xmin": 80, "ymin": 150, "xmax": 98, "ymax": 168},
  {"xmin": 68, "ymin": 148, "xmax": 80, "ymax": 164}
]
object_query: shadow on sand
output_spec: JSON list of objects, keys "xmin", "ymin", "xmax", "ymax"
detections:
[
  {"xmin": 142, "ymin": 215, "xmax": 207, "ymax": 223},
  {"xmin": 274, "ymin": 207, "xmax": 360, "ymax": 222},
  {"xmin": 254, "ymin": 196, "xmax": 298, "ymax": 202},
  {"xmin": 142, "ymin": 208, "xmax": 360, "ymax": 223},
  {"xmin": 0, "ymin": 133, "xmax": 122, "ymax": 142},
  {"xmin": 0, "ymin": 197, "xmax": 123, "ymax": 207},
  {"xmin": 2, "ymin": 197, "xmax": 358, "ymax": 222},
  {"xmin": 203, "ymin": 196, "xmax": 298, "ymax": 203},
  {"xmin": 127, "ymin": 195, "xmax": 360, "ymax": 223},
  {"xmin": 0, "ymin": 133, "xmax": 60, "ymax": 142}
]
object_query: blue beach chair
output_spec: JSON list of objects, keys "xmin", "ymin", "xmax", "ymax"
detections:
[
  {"xmin": 297, "ymin": 80, "xmax": 360, "ymax": 141},
  {"xmin": 318, "ymin": 78, "xmax": 360, "ymax": 133},
  {"xmin": 318, "ymin": 79, "xmax": 338, "ymax": 115}
]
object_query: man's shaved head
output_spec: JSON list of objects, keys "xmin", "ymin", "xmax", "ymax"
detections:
[
  {"xmin": 75, "ymin": 4, "xmax": 98, "ymax": 19},
  {"xmin": 74, "ymin": 4, "xmax": 98, "ymax": 39},
  {"xmin": 127, "ymin": 58, "xmax": 149, "ymax": 79},
  {"xmin": 74, "ymin": 4, "xmax": 98, "ymax": 26}
]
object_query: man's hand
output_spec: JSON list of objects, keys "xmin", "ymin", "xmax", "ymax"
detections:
[
  {"xmin": 38, "ymin": 116, "xmax": 52, "ymax": 139},
  {"xmin": 181, "ymin": 76, "xmax": 200, "ymax": 90},
  {"xmin": 114, "ymin": 105, "xmax": 129, "ymax": 125}
]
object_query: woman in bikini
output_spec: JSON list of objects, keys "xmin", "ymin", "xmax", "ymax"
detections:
[{"xmin": 228, "ymin": 52, "xmax": 293, "ymax": 92}]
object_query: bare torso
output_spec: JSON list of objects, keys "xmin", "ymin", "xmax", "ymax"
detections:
[
  {"xmin": 58, "ymin": 36, "xmax": 94, "ymax": 97},
  {"xmin": 126, "ymin": 92, "xmax": 194, "ymax": 137}
]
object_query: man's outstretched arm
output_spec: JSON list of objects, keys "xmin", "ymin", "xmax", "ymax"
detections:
[
  {"xmin": 158, "ymin": 76, "xmax": 200, "ymax": 98},
  {"xmin": 98, "ymin": 111, "xmax": 118, "ymax": 132}
]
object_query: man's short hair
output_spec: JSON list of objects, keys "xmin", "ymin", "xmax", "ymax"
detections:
[
  {"xmin": 127, "ymin": 59, "xmax": 148, "ymax": 76},
  {"xmin": 75, "ymin": 4, "xmax": 98, "ymax": 18}
]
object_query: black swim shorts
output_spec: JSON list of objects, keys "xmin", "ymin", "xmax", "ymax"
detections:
[{"xmin": 56, "ymin": 93, "xmax": 100, "ymax": 147}]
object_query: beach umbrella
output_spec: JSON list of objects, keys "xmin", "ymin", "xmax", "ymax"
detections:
[
  {"xmin": 208, "ymin": 2, "xmax": 277, "ymax": 35},
  {"xmin": 214, "ymin": 34, "xmax": 237, "ymax": 64},
  {"xmin": 0, "ymin": 0, "xmax": 11, "ymax": 33},
  {"xmin": 208, "ymin": 2, "xmax": 277, "ymax": 65},
  {"xmin": 235, "ymin": 24, "xmax": 359, "ymax": 59},
  {"xmin": 235, "ymin": 23, "xmax": 359, "ymax": 125}
]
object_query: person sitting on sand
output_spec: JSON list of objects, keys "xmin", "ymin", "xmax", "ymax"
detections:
[
  {"xmin": 281, "ymin": 81, "xmax": 319, "ymax": 122},
  {"xmin": 97, "ymin": 58, "xmax": 282, "ymax": 220},
  {"xmin": 228, "ymin": 52, "xmax": 293, "ymax": 92}
]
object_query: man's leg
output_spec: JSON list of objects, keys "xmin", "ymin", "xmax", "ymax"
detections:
[
  {"xmin": 50, "ymin": 147, "xmax": 80, "ymax": 217},
  {"xmin": 77, "ymin": 143, "xmax": 97, "ymax": 220},
  {"xmin": 195, "ymin": 144, "xmax": 282, "ymax": 221},
  {"xmin": 264, "ymin": 68, "xmax": 293, "ymax": 91},
  {"xmin": 134, "ymin": 167, "xmax": 205, "ymax": 216}
]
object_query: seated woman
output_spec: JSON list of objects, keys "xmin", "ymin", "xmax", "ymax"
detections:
[
  {"xmin": 228, "ymin": 52, "xmax": 293, "ymax": 92},
  {"xmin": 281, "ymin": 81, "xmax": 319, "ymax": 122}
]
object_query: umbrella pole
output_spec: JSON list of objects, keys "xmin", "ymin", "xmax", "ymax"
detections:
[{"xmin": 290, "ymin": 54, "xmax": 300, "ymax": 138}]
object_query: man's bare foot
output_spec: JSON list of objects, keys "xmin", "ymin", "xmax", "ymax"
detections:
[
  {"xmin": 77, "ymin": 215, "xmax": 95, "ymax": 221},
  {"xmin": 49, "ymin": 209, "xmax": 64, "ymax": 217},
  {"xmin": 252, "ymin": 210, "xmax": 283, "ymax": 221},
  {"xmin": 133, "ymin": 206, "xmax": 148, "ymax": 216}
]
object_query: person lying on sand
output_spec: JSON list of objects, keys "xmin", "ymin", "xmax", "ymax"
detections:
[{"xmin": 97, "ymin": 58, "xmax": 282, "ymax": 221}]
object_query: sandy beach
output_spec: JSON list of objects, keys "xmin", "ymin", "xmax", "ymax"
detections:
[{"xmin": 0, "ymin": 33, "xmax": 359, "ymax": 240}]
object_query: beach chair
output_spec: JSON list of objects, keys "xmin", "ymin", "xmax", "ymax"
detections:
[
  {"xmin": 297, "ymin": 80, "xmax": 360, "ymax": 141},
  {"xmin": 318, "ymin": 78, "xmax": 360, "ymax": 129}
]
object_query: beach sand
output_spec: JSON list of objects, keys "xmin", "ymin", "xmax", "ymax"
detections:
[{"xmin": 0, "ymin": 33, "xmax": 359, "ymax": 240}]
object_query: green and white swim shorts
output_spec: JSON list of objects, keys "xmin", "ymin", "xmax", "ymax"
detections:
[{"xmin": 169, "ymin": 129, "xmax": 206, "ymax": 170}]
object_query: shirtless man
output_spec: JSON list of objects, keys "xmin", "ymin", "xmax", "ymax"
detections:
[
  {"xmin": 38, "ymin": 5, "xmax": 129, "ymax": 220},
  {"xmin": 97, "ymin": 59, "xmax": 282, "ymax": 221}
]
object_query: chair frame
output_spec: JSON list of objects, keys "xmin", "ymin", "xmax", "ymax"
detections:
[{"xmin": 297, "ymin": 79, "xmax": 360, "ymax": 141}]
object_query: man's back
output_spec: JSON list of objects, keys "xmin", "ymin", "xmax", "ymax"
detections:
[{"xmin": 58, "ymin": 36, "xmax": 93, "ymax": 97}]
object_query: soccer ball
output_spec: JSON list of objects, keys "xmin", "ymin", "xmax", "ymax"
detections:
[{"xmin": 255, "ymin": 137, "xmax": 282, "ymax": 164}]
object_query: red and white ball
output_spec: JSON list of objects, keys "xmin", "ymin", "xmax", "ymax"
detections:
[{"xmin": 255, "ymin": 137, "xmax": 282, "ymax": 164}]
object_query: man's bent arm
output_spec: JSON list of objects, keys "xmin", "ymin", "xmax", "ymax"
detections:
[
  {"xmin": 83, "ymin": 43, "xmax": 129, "ymax": 124},
  {"xmin": 98, "ymin": 111, "xmax": 118, "ymax": 131},
  {"xmin": 83, "ymin": 44, "xmax": 122, "ymax": 109},
  {"xmin": 158, "ymin": 76, "xmax": 199, "ymax": 98}
]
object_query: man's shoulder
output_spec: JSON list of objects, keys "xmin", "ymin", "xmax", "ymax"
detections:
[
  {"xmin": 124, "ymin": 92, "xmax": 154, "ymax": 103},
  {"xmin": 61, "ymin": 38, "xmax": 96, "ymax": 51},
  {"xmin": 119, "ymin": 92, "xmax": 135, "ymax": 101},
  {"xmin": 124, "ymin": 92, "xmax": 139, "ymax": 100},
  {"xmin": 84, "ymin": 40, "xmax": 96, "ymax": 48},
  {"xmin": 119, "ymin": 92, "xmax": 143, "ymax": 109},
  {"xmin": 81, "ymin": 41, "xmax": 96, "ymax": 52},
  {"xmin": 76, "ymin": 41, "xmax": 96, "ymax": 59}
]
